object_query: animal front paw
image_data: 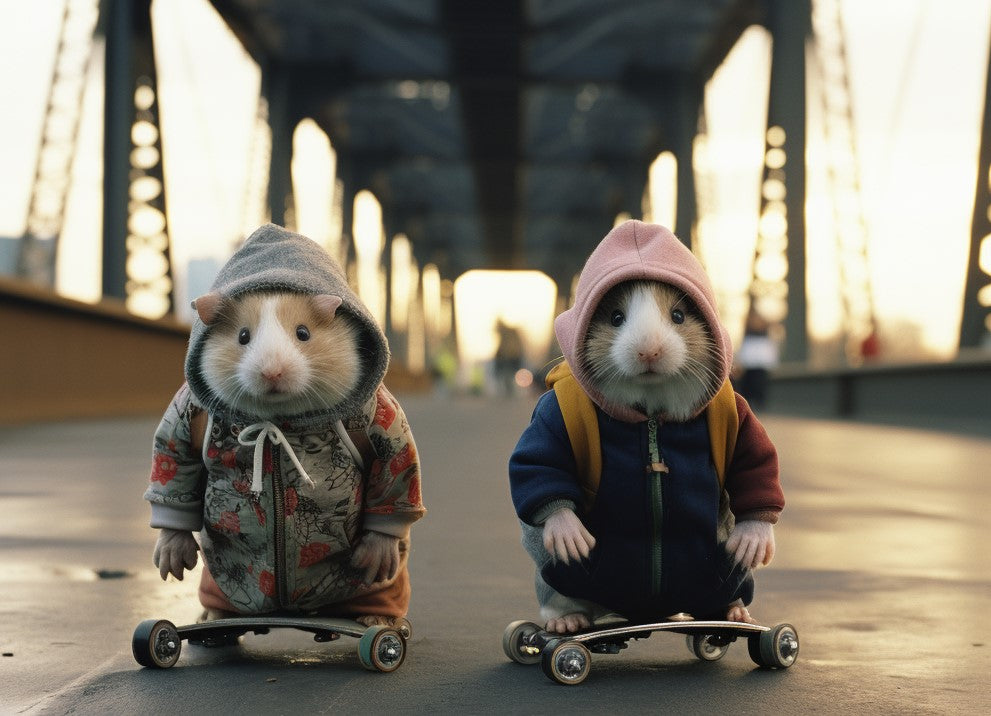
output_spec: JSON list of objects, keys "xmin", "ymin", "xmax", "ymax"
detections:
[{"xmin": 544, "ymin": 613, "xmax": 591, "ymax": 634}]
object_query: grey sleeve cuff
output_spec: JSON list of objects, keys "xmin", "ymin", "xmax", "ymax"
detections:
[
  {"xmin": 530, "ymin": 499, "xmax": 577, "ymax": 526},
  {"xmin": 362, "ymin": 512, "xmax": 420, "ymax": 539},
  {"xmin": 149, "ymin": 502, "xmax": 203, "ymax": 531}
]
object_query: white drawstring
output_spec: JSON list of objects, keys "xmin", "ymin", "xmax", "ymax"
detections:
[
  {"xmin": 202, "ymin": 413, "xmax": 215, "ymax": 464},
  {"xmin": 237, "ymin": 422, "xmax": 316, "ymax": 494},
  {"xmin": 332, "ymin": 420, "xmax": 365, "ymax": 473}
]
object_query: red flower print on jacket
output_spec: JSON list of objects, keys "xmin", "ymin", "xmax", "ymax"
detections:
[
  {"xmin": 375, "ymin": 392, "xmax": 397, "ymax": 430},
  {"xmin": 259, "ymin": 570, "xmax": 275, "ymax": 597},
  {"xmin": 214, "ymin": 510, "xmax": 240, "ymax": 534},
  {"xmin": 390, "ymin": 444, "xmax": 415, "ymax": 476},
  {"xmin": 150, "ymin": 453, "xmax": 178, "ymax": 485},
  {"xmin": 221, "ymin": 450, "xmax": 237, "ymax": 468},
  {"xmin": 284, "ymin": 487, "xmax": 298, "ymax": 517},
  {"xmin": 299, "ymin": 542, "xmax": 331, "ymax": 568},
  {"xmin": 407, "ymin": 474, "xmax": 421, "ymax": 506}
]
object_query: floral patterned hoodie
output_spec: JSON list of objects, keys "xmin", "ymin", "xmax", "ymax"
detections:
[{"xmin": 145, "ymin": 224, "xmax": 425, "ymax": 615}]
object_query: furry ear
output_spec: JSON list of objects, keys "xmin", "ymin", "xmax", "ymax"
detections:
[
  {"xmin": 191, "ymin": 293, "xmax": 223, "ymax": 325},
  {"xmin": 311, "ymin": 294, "xmax": 343, "ymax": 321}
]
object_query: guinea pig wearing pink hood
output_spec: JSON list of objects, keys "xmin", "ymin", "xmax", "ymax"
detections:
[{"xmin": 509, "ymin": 220, "xmax": 783, "ymax": 634}]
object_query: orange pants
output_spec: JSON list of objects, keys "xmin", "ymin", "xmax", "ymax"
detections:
[{"xmin": 198, "ymin": 561, "xmax": 411, "ymax": 618}]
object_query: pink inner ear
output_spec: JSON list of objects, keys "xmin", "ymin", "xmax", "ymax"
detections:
[
  {"xmin": 192, "ymin": 293, "xmax": 222, "ymax": 324},
  {"xmin": 312, "ymin": 294, "xmax": 343, "ymax": 320}
]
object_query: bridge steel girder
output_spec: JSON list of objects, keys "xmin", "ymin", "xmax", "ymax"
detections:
[
  {"xmin": 262, "ymin": 61, "xmax": 295, "ymax": 229},
  {"xmin": 961, "ymin": 38, "xmax": 991, "ymax": 350},
  {"xmin": 441, "ymin": 0, "xmax": 526, "ymax": 271},
  {"xmin": 762, "ymin": 0, "xmax": 810, "ymax": 363},
  {"xmin": 100, "ymin": 0, "xmax": 134, "ymax": 301},
  {"xmin": 101, "ymin": 0, "xmax": 172, "ymax": 314},
  {"xmin": 666, "ymin": 79, "xmax": 703, "ymax": 247}
]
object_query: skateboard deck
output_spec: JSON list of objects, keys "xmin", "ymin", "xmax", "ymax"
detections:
[
  {"xmin": 503, "ymin": 618, "xmax": 799, "ymax": 684},
  {"xmin": 133, "ymin": 615, "xmax": 410, "ymax": 672}
]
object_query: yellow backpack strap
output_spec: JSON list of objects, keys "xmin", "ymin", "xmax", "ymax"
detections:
[
  {"xmin": 706, "ymin": 378, "xmax": 739, "ymax": 490},
  {"xmin": 546, "ymin": 362, "xmax": 601, "ymax": 510}
]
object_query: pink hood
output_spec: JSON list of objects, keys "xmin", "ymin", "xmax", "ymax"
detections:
[{"xmin": 554, "ymin": 220, "xmax": 733, "ymax": 423}]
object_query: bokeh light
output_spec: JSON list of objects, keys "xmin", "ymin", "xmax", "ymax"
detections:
[
  {"xmin": 352, "ymin": 189, "xmax": 386, "ymax": 327},
  {"xmin": 453, "ymin": 270, "xmax": 558, "ymax": 381}
]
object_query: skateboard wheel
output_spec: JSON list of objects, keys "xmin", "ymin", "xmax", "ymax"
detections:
[
  {"xmin": 687, "ymin": 634, "xmax": 728, "ymax": 661},
  {"xmin": 502, "ymin": 620, "xmax": 542, "ymax": 665},
  {"xmin": 132, "ymin": 619, "xmax": 181, "ymax": 669},
  {"xmin": 749, "ymin": 623, "xmax": 799, "ymax": 669},
  {"xmin": 358, "ymin": 626, "xmax": 406, "ymax": 673},
  {"xmin": 542, "ymin": 639, "xmax": 591, "ymax": 685}
]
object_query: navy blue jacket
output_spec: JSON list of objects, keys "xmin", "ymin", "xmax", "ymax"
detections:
[{"xmin": 509, "ymin": 390, "xmax": 752, "ymax": 620}]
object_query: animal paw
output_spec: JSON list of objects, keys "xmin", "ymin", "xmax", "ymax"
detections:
[
  {"xmin": 355, "ymin": 615, "xmax": 399, "ymax": 628},
  {"xmin": 544, "ymin": 613, "xmax": 591, "ymax": 634},
  {"xmin": 725, "ymin": 603, "xmax": 757, "ymax": 624},
  {"xmin": 542, "ymin": 508, "xmax": 596, "ymax": 565}
]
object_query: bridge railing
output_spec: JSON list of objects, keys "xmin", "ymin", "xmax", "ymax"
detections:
[
  {"xmin": 0, "ymin": 277, "xmax": 188, "ymax": 424},
  {"xmin": 769, "ymin": 351, "xmax": 991, "ymax": 433}
]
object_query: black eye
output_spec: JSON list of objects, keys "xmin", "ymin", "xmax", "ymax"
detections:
[
  {"xmin": 238, "ymin": 328, "xmax": 251, "ymax": 345},
  {"xmin": 295, "ymin": 325, "xmax": 310, "ymax": 341},
  {"xmin": 671, "ymin": 309, "xmax": 685, "ymax": 325},
  {"xmin": 610, "ymin": 310, "xmax": 625, "ymax": 327}
]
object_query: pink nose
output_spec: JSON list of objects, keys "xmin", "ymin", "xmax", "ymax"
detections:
[
  {"xmin": 637, "ymin": 347, "xmax": 662, "ymax": 363},
  {"xmin": 261, "ymin": 367, "xmax": 283, "ymax": 383}
]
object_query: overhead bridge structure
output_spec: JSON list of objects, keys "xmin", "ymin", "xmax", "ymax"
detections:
[{"xmin": 2, "ymin": 0, "xmax": 991, "ymax": 426}]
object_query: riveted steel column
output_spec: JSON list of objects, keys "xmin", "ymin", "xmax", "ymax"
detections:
[
  {"xmin": 763, "ymin": 0, "xmax": 810, "ymax": 362},
  {"xmin": 336, "ymin": 152, "xmax": 356, "ymax": 267},
  {"xmin": 101, "ymin": 0, "xmax": 134, "ymax": 300},
  {"xmin": 960, "ymin": 39, "xmax": 991, "ymax": 349},
  {"xmin": 671, "ymin": 82, "xmax": 701, "ymax": 247},
  {"xmin": 636, "ymin": 74, "xmax": 701, "ymax": 248},
  {"xmin": 100, "ymin": 0, "xmax": 172, "ymax": 316},
  {"xmin": 264, "ymin": 62, "xmax": 293, "ymax": 229}
]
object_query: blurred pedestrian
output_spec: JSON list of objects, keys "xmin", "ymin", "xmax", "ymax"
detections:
[
  {"xmin": 733, "ymin": 305, "xmax": 779, "ymax": 409},
  {"xmin": 494, "ymin": 319, "xmax": 524, "ymax": 397}
]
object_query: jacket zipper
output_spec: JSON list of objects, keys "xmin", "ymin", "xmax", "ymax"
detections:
[
  {"xmin": 270, "ymin": 443, "xmax": 289, "ymax": 608},
  {"xmin": 647, "ymin": 418, "xmax": 667, "ymax": 596}
]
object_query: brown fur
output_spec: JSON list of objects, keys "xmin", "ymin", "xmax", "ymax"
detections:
[
  {"xmin": 579, "ymin": 280, "xmax": 720, "ymax": 420},
  {"xmin": 200, "ymin": 292, "xmax": 361, "ymax": 417}
]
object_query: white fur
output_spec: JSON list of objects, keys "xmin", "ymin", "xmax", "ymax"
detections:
[
  {"xmin": 201, "ymin": 293, "xmax": 361, "ymax": 419},
  {"xmin": 539, "ymin": 590, "xmax": 608, "ymax": 624},
  {"xmin": 599, "ymin": 285, "xmax": 711, "ymax": 421},
  {"xmin": 238, "ymin": 297, "xmax": 311, "ymax": 410}
]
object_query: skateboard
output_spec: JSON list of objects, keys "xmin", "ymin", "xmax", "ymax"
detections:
[
  {"xmin": 132, "ymin": 615, "xmax": 411, "ymax": 672},
  {"xmin": 502, "ymin": 617, "xmax": 799, "ymax": 685}
]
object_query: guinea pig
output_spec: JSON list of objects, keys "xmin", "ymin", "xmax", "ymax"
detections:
[
  {"xmin": 509, "ymin": 220, "xmax": 783, "ymax": 635},
  {"xmin": 196, "ymin": 291, "xmax": 360, "ymax": 419},
  {"xmin": 146, "ymin": 223, "xmax": 425, "ymax": 630},
  {"xmin": 580, "ymin": 280, "xmax": 720, "ymax": 421}
]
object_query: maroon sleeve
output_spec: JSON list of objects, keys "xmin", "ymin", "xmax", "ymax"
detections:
[{"xmin": 723, "ymin": 394, "xmax": 784, "ymax": 523}]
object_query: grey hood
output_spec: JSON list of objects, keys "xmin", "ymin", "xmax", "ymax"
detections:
[{"xmin": 184, "ymin": 223, "xmax": 390, "ymax": 422}]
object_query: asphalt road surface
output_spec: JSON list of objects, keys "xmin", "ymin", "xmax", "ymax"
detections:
[{"xmin": 1, "ymin": 392, "xmax": 988, "ymax": 714}]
